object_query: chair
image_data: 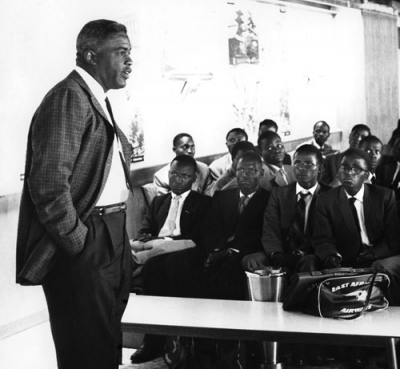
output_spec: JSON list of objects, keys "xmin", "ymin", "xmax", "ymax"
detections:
[{"xmin": 141, "ymin": 183, "xmax": 158, "ymax": 205}]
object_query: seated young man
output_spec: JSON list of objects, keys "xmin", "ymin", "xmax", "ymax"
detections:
[
  {"xmin": 296, "ymin": 120, "xmax": 334, "ymax": 158},
  {"xmin": 209, "ymin": 127, "xmax": 248, "ymax": 180},
  {"xmin": 330, "ymin": 135, "xmax": 383, "ymax": 188},
  {"xmin": 320, "ymin": 124, "xmax": 371, "ymax": 185},
  {"xmin": 201, "ymin": 151, "xmax": 270, "ymax": 369},
  {"xmin": 313, "ymin": 148, "xmax": 400, "ymax": 306},
  {"xmin": 222, "ymin": 131, "xmax": 296, "ymax": 192},
  {"xmin": 242, "ymin": 145, "xmax": 331, "ymax": 275},
  {"xmin": 153, "ymin": 133, "xmax": 213, "ymax": 195},
  {"xmin": 130, "ymin": 154, "xmax": 211, "ymax": 364},
  {"xmin": 210, "ymin": 140, "xmax": 256, "ymax": 195},
  {"xmin": 257, "ymin": 119, "xmax": 292, "ymax": 165}
]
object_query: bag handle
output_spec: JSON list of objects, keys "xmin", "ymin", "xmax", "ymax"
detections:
[
  {"xmin": 332, "ymin": 271, "xmax": 378, "ymax": 320},
  {"xmin": 321, "ymin": 267, "xmax": 375, "ymax": 275}
]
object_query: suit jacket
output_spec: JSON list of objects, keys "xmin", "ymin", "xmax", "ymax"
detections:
[
  {"xmin": 375, "ymin": 155, "xmax": 398, "ymax": 189},
  {"xmin": 154, "ymin": 160, "xmax": 213, "ymax": 196},
  {"xmin": 203, "ymin": 187, "xmax": 270, "ymax": 255},
  {"xmin": 312, "ymin": 184, "xmax": 400, "ymax": 265},
  {"xmin": 16, "ymin": 70, "xmax": 133, "ymax": 285},
  {"xmin": 221, "ymin": 163, "xmax": 296, "ymax": 192},
  {"xmin": 262, "ymin": 182, "xmax": 332, "ymax": 256},
  {"xmin": 320, "ymin": 152, "xmax": 344, "ymax": 185},
  {"xmin": 138, "ymin": 190, "xmax": 210, "ymax": 248}
]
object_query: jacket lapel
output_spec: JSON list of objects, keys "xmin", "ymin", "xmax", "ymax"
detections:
[{"xmin": 363, "ymin": 185, "xmax": 374, "ymax": 240}]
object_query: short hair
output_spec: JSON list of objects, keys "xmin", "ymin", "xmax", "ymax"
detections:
[
  {"xmin": 231, "ymin": 141, "xmax": 256, "ymax": 159},
  {"xmin": 294, "ymin": 144, "xmax": 323, "ymax": 166},
  {"xmin": 226, "ymin": 128, "xmax": 248, "ymax": 141},
  {"xmin": 170, "ymin": 154, "xmax": 197, "ymax": 172},
  {"xmin": 341, "ymin": 148, "xmax": 372, "ymax": 172},
  {"xmin": 237, "ymin": 151, "xmax": 262, "ymax": 167},
  {"xmin": 259, "ymin": 119, "xmax": 278, "ymax": 132},
  {"xmin": 388, "ymin": 128, "xmax": 400, "ymax": 147},
  {"xmin": 359, "ymin": 135, "xmax": 383, "ymax": 148},
  {"xmin": 257, "ymin": 131, "xmax": 281, "ymax": 148},
  {"xmin": 313, "ymin": 120, "xmax": 330, "ymax": 132},
  {"xmin": 351, "ymin": 124, "xmax": 371, "ymax": 135},
  {"xmin": 173, "ymin": 133, "xmax": 193, "ymax": 147},
  {"xmin": 76, "ymin": 20, "xmax": 127, "ymax": 61}
]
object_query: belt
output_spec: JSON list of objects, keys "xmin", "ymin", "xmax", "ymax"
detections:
[{"xmin": 92, "ymin": 202, "xmax": 126, "ymax": 216}]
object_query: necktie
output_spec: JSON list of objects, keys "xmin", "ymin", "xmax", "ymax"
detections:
[
  {"xmin": 290, "ymin": 192, "xmax": 311, "ymax": 250},
  {"xmin": 370, "ymin": 175, "xmax": 376, "ymax": 185},
  {"xmin": 167, "ymin": 196, "xmax": 181, "ymax": 235},
  {"xmin": 238, "ymin": 195, "xmax": 250, "ymax": 215},
  {"xmin": 279, "ymin": 168, "xmax": 288, "ymax": 185},
  {"xmin": 349, "ymin": 197, "xmax": 362, "ymax": 245},
  {"xmin": 105, "ymin": 97, "xmax": 133, "ymax": 191}
]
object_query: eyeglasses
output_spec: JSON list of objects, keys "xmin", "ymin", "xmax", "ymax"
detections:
[
  {"xmin": 168, "ymin": 171, "xmax": 193, "ymax": 181},
  {"xmin": 236, "ymin": 168, "xmax": 260, "ymax": 176},
  {"xmin": 293, "ymin": 161, "xmax": 318, "ymax": 169},
  {"xmin": 339, "ymin": 165, "xmax": 367, "ymax": 175}
]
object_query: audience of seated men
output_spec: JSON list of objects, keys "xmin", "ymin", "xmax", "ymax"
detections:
[
  {"xmin": 242, "ymin": 145, "xmax": 331, "ymax": 276},
  {"xmin": 130, "ymin": 155, "xmax": 211, "ymax": 364},
  {"xmin": 312, "ymin": 148, "xmax": 400, "ymax": 368},
  {"xmin": 296, "ymin": 120, "xmax": 335, "ymax": 158},
  {"xmin": 154, "ymin": 133, "xmax": 213, "ymax": 196},
  {"xmin": 320, "ymin": 124, "xmax": 370, "ymax": 185},
  {"xmin": 201, "ymin": 151, "xmax": 270, "ymax": 369},
  {"xmin": 209, "ymin": 127, "xmax": 248, "ymax": 180},
  {"xmin": 257, "ymin": 118, "xmax": 292, "ymax": 165},
  {"xmin": 330, "ymin": 135, "xmax": 382, "ymax": 188},
  {"xmin": 210, "ymin": 141, "xmax": 256, "ymax": 195},
  {"xmin": 222, "ymin": 131, "xmax": 296, "ymax": 192}
]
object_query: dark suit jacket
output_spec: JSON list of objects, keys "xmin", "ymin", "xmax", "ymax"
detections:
[
  {"xmin": 320, "ymin": 152, "xmax": 344, "ymax": 185},
  {"xmin": 375, "ymin": 155, "xmax": 398, "ymax": 188},
  {"xmin": 262, "ymin": 182, "xmax": 332, "ymax": 256},
  {"xmin": 16, "ymin": 70, "xmax": 133, "ymax": 285},
  {"xmin": 312, "ymin": 184, "xmax": 400, "ymax": 265},
  {"xmin": 203, "ymin": 187, "xmax": 270, "ymax": 255},
  {"xmin": 138, "ymin": 190, "xmax": 210, "ymax": 247}
]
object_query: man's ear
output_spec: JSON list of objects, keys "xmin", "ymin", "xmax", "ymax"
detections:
[
  {"xmin": 191, "ymin": 172, "xmax": 197, "ymax": 183},
  {"xmin": 172, "ymin": 147, "xmax": 176, "ymax": 153},
  {"xmin": 364, "ymin": 171, "xmax": 370, "ymax": 181},
  {"xmin": 84, "ymin": 50, "xmax": 97, "ymax": 65}
]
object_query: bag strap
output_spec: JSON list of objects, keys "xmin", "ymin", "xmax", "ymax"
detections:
[{"xmin": 333, "ymin": 271, "xmax": 378, "ymax": 320}]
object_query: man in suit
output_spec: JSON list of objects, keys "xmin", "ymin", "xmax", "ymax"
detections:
[
  {"xmin": 130, "ymin": 154, "xmax": 210, "ymax": 363},
  {"xmin": 202, "ymin": 151, "xmax": 270, "ymax": 368},
  {"xmin": 257, "ymin": 118, "xmax": 292, "ymax": 165},
  {"xmin": 16, "ymin": 20, "xmax": 133, "ymax": 369},
  {"xmin": 242, "ymin": 145, "xmax": 331, "ymax": 275},
  {"xmin": 154, "ymin": 133, "xmax": 213, "ymax": 195},
  {"xmin": 320, "ymin": 124, "xmax": 370, "ymax": 185},
  {"xmin": 209, "ymin": 127, "xmax": 248, "ymax": 180},
  {"xmin": 297, "ymin": 121, "xmax": 334, "ymax": 158},
  {"xmin": 329, "ymin": 135, "xmax": 383, "ymax": 188},
  {"xmin": 313, "ymin": 148, "xmax": 400, "ymax": 306}
]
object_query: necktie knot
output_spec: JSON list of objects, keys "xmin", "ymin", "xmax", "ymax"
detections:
[{"xmin": 299, "ymin": 191, "xmax": 310, "ymax": 201}]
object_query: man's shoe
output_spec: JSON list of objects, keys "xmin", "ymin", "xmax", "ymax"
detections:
[{"xmin": 130, "ymin": 343, "xmax": 162, "ymax": 364}]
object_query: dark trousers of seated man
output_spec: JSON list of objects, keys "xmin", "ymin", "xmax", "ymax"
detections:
[
  {"xmin": 140, "ymin": 247, "xmax": 207, "ymax": 357},
  {"xmin": 42, "ymin": 210, "xmax": 132, "ymax": 369}
]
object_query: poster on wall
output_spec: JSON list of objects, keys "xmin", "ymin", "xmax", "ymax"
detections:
[{"xmin": 228, "ymin": 8, "xmax": 259, "ymax": 65}]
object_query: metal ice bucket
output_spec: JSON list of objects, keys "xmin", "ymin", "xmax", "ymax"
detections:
[{"xmin": 246, "ymin": 268, "xmax": 288, "ymax": 369}]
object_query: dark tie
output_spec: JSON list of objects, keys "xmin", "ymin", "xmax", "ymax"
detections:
[
  {"xmin": 349, "ymin": 197, "xmax": 362, "ymax": 245},
  {"xmin": 370, "ymin": 175, "xmax": 376, "ymax": 185},
  {"xmin": 238, "ymin": 195, "xmax": 250, "ymax": 215},
  {"xmin": 105, "ymin": 97, "xmax": 133, "ymax": 192},
  {"xmin": 289, "ymin": 192, "xmax": 311, "ymax": 250}
]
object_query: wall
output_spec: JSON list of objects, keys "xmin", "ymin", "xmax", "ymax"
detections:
[{"xmin": 0, "ymin": 0, "xmax": 397, "ymax": 360}]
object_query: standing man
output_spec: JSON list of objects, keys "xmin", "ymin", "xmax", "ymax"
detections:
[{"xmin": 16, "ymin": 20, "xmax": 134, "ymax": 369}]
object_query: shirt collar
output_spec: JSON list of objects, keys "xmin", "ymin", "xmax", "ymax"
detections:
[
  {"xmin": 345, "ymin": 184, "xmax": 364, "ymax": 202},
  {"xmin": 240, "ymin": 189, "xmax": 258, "ymax": 199},
  {"xmin": 75, "ymin": 67, "xmax": 109, "ymax": 113},
  {"xmin": 269, "ymin": 164, "xmax": 284, "ymax": 173},
  {"xmin": 312, "ymin": 138, "xmax": 324, "ymax": 149},
  {"xmin": 296, "ymin": 182, "xmax": 318, "ymax": 196},
  {"xmin": 171, "ymin": 189, "xmax": 191, "ymax": 200}
]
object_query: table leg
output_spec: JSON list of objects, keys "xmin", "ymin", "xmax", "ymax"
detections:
[{"xmin": 386, "ymin": 337, "xmax": 398, "ymax": 369}]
